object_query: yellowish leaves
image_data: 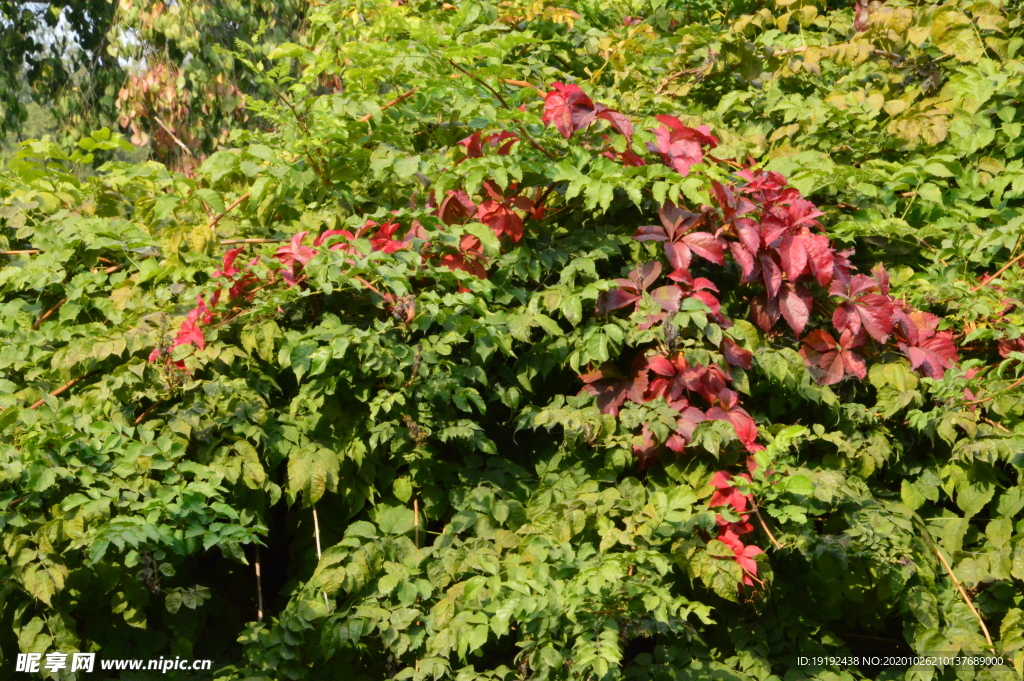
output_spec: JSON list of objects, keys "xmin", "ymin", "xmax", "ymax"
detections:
[
  {"xmin": 887, "ymin": 103, "xmax": 951, "ymax": 147},
  {"xmin": 868, "ymin": 6, "xmax": 914, "ymax": 35},
  {"xmin": 769, "ymin": 123, "xmax": 800, "ymax": 143},
  {"xmin": 883, "ymin": 99, "xmax": 909, "ymax": 116},
  {"xmin": 521, "ymin": 2, "xmax": 580, "ymax": 29},
  {"xmin": 931, "ymin": 9, "xmax": 986, "ymax": 63},
  {"xmin": 110, "ymin": 285, "xmax": 134, "ymax": 310}
]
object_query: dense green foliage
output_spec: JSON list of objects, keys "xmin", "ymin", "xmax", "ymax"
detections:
[{"xmin": 3, "ymin": 1, "xmax": 1024, "ymax": 680}]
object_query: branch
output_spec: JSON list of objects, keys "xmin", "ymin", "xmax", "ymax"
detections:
[
  {"xmin": 753, "ymin": 506, "xmax": 785, "ymax": 549},
  {"xmin": 32, "ymin": 298, "xmax": 67, "ymax": 330},
  {"xmin": 934, "ymin": 545, "xmax": 994, "ymax": 650},
  {"xmin": 29, "ymin": 371, "xmax": 100, "ymax": 409},
  {"xmin": 971, "ymin": 250, "xmax": 1024, "ymax": 292},
  {"xmin": 207, "ymin": 193, "xmax": 250, "ymax": 232},
  {"xmin": 358, "ymin": 88, "xmax": 419, "ymax": 122},
  {"xmin": 133, "ymin": 398, "xmax": 166, "ymax": 426},
  {"xmin": 963, "ymin": 374, "xmax": 1024, "ymax": 405},
  {"xmin": 445, "ymin": 58, "xmax": 556, "ymax": 161},
  {"xmin": 153, "ymin": 116, "xmax": 193, "ymax": 157},
  {"xmin": 0, "ymin": 249, "xmax": 43, "ymax": 255},
  {"xmin": 220, "ymin": 238, "xmax": 288, "ymax": 245}
]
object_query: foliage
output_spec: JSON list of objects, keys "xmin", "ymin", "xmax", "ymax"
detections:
[
  {"xmin": 0, "ymin": 0, "xmax": 307, "ymax": 169},
  {"xmin": 3, "ymin": 1, "xmax": 1024, "ymax": 680}
]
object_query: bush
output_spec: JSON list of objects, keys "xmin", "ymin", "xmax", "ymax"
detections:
[{"xmin": 2, "ymin": 1, "xmax": 1024, "ymax": 680}]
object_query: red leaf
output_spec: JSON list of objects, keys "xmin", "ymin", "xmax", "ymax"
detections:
[
  {"xmin": 721, "ymin": 337, "xmax": 753, "ymax": 369},
  {"xmin": 777, "ymin": 234, "xmax": 808, "ymax": 281},
  {"xmin": 729, "ymin": 242, "xmax": 757, "ymax": 281},
  {"xmin": 477, "ymin": 200, "xmax": 525, "ymax": 242},
  {"xmin": 683, "ymin": 232, "xmax": 726, "ymax": 265},
  {"xmin": 664, "ymin": 242, "xmax": 692, "ymax": 272},
  {"xmin": 901, "ymin": 332, "xmax": 958, "ymax": 379},
  {"xmin": 273, "ymin": 231, "xmax": 316, "ymax": 267},
  {"xmin": 596, "ymin": 289, "xmax": 640, "ymax": 316},
  {"xmin": 542, "ymin": 82, "xmax": 597, "ymax": 138},
  {"xmin": 650, "ymin": 285, "xmax": 684, "ymax": 313},
  {"xmin": 759, "ymin": 252, "xmax": 782, "ymax": 300},
  {"xmin": 804, "ymin": 234, "xmax": 835, "ymax": 286},
  {"xmin": 439, "ymin": 190, "xmax": 477, "ymax": 225},
  {"xmin": 778, "ymin": 283, "xmax": 811, "ymax": 336},
  {"xmin": 750, "ymin": 291, "xmax": 780, "ymax": 332},
  {"xmin": 213, "ymin": 247, "xmax": 244, "ymax": 278},
  {"xmin": 596, "ymin": 106, "xmax": 634, "ymax": 143},
  {"xmin": 855, "ymin": 294, "xmax": 894, "ymax": 343}
]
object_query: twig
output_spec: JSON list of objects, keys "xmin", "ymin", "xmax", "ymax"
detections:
[
  {"xmin": 255, "ymin": 545, "xmax": 264, "ymax": 622},
  {"xmin": 981, "ymin": 417, "xmax": 1010, "ymax": 433},
  {"xmin": 358, "ymin": 88, "xmax": 419, "ymax": 122},
  {"xmin": 133, "ymin": 398, "xmax": 165, "ymax": 426},
  {"xmin": 312, "ymin": 506, "xmax": 331, "ymax": 611},
  {"xmin": 753, "ymin": 506, "xmax": 785, "ymax": 549},
  {"xmin": 971, "ymin": 251, "xmax": 1024, "ymax": 292},
  {"xmin": 0, "ymin": 249, "xmax": 42, "ymax": 255},
  {"xmin": 32, "ymin": 298, "xmax": 67, "ymax": 330},
  {"xmin": 445, "ymin": 58, "xmax": 556, "ymax": 161},
  {"xmin": 414, "ymin": 498, "xmax": 420, "ymax": 549},
  {"xmin": 963, "ymin": 374, "xmax": 1024, "ymax": 405},
  {"xmin": 219, "ymin": 238, "xmax": 288, "ymax": 245},
  {"xmin": 207, "ymin": 193, "xmax": 250, "ymax": 232},
  {"xmin": 153, "ymin": 116, "xmax": 193, "ymax": 157},
  {"xmin": 933, "ymin": 545, "xmax": 994, "ymax": 650},
  {"xmin": 909, "ymin": 512, "xmax": 995, "ymax": 651},
  {"xmin": 29, "ymin": 371, "xmax": 99, "ymax": 409}
]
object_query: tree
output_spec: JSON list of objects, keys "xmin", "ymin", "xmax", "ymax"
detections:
[
  {"xmin": 0, "ymin": 0, "xmax": 308, "ymax": 169},
  {"xmin": 2, "ymin": 1, "xmax": 1024, "ymax": 680}
]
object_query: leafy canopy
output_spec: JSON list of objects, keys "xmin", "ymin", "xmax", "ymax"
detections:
[{"xmin": 2, "ymin": 1, "xmax": 1024, "ymax": 680}]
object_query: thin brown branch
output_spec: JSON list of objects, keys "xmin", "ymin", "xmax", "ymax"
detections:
[
  {"xmin": 207, "ymin": 193, "xmax": 250, "ymax": 232},
  {"xmin": 312, "ymin": 506, "xmax": 331, "ymax": 611},
  {"xmin": 153, "ymin": 116, "xmax": 193, "ymax": 157},
  {"xmin": 414, "ymin": 498, "xmax": 420, "ymax": 549},
  {"xmin": 32, "ymin": 298, "xmax": 67, "ymax": 330},
  {"xmin": 358, "ymin": 88, "xmax": 419, "ymax": 122},
  {"xmin": 255, "ymin": 545, "xmax": 264, "ymax": 622},
  {"xmin": 133, "ymin": 398, "xmax": 166, "ymax": 426},
  {"xmin": 220, "ymin": 238, "xmax": 288, "ymax": 245},
  {"xmin": 29, "ymin": 371, "xmax": 100, "ymax": 409},
  {"xmin": 0, "ymin": 249, "xmax": 43, "ymax": 255},
  {"xmin": 963, "ymin": 374, "xmax": 1024, "ymax": 405},
  {"xmin": 446, "ymin": 59, "xmax": 556, "ymax": 161},
  {"xmin": 934, "ymin": 545, "xmax": 994, "ymax": 650},
  {"xmin": 753, "ymin": 506, "xmax": 785, "ymax": 549},
  {"xmin": 971, "ymin": 251, "xmax": 1024, "ymax": 292}
]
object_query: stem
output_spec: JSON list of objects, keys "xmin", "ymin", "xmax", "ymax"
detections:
[
  {"xmin": 207, "ymin": 193, "xmax": 250, "ymax": 232},
  {"xmin": 255, "ymin": 545, "xmax": 264, "ymax": 623},
  {"xmin": 0, "ymin": 249, "xmax": 42, "ymax": 255},
  {"xmin": 32, "ymin": 298, "xmax": 67, "ymax": 330},
  {"xmin": 971, "ymin": 250, "xmax": 1024, "ymax": 292},
  {"xmin": 753, "ymin": 506, "xmax": 785, "ymax": 549},
  {"xmin": 414, "ymin": 498, "xmax": 420, "ymax": 549},
  {"xmin": 357, "ymin": 88, "xmax": 419, "ymax": 123},
  {"xmin": 909, "ymin": 512, "xmax": 995, "ymax": 651},
  {"xmin": 29, "ymin": 371, "xmax": 100, "ymax": 409},
  {"xmin": 964, "ymin": 374, "xmax": 1024, "ymax": 405},
  {"xmin": 934, "ymin": 545, "xmax": 994, "ymax": 650},
  {"xmin": 312, "ymin": 506, "xmax": 331, "ymax": 611},
  {"xmin": 445, "ymin": 58, "xmax": 556, "ymax": 161},
  {"xmin": 220, "ymin": 238, "xmax": 288, "ymax": 245},
  {"xmin": 133, "ymin": 398, "xmax": 165, "ymax": 426},
  {"xmin": 153, "ymin": 116, "xmax": 193, "ymax": 157}
]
